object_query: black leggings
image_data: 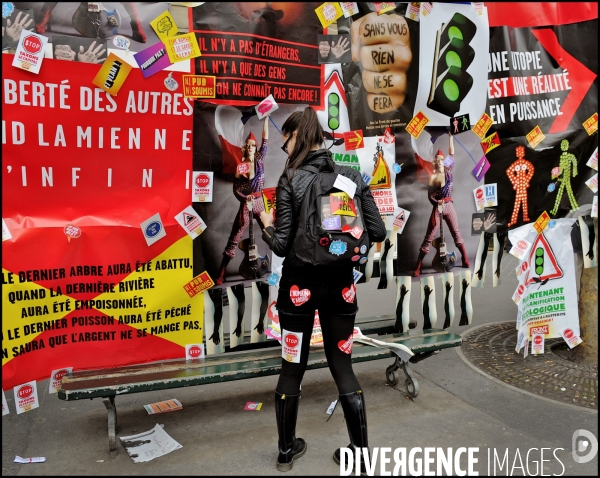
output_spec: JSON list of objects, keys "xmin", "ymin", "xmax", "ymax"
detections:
[{"xmin": 275, "ymin": 267, "xmax": 362, "ymax": 396}]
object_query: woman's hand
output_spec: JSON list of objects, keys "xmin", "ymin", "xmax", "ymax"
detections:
[{"xmin": 260, "ymin": 209, "xmax": 274, "ymax": 228}]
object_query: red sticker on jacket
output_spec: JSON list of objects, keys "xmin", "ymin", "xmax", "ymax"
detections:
[
  {"xmin": 290, "ymin": 285, "xmax": 310, "ymax": 306},
  {"xmin": 342, "ymin": 285, "xmax": 356, "ymax": 303},
  {"xmin": 338, "ymin": 335, "xmax": 353, "ymax": 354}
]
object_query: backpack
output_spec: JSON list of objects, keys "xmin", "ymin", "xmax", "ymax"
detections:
[{"xmin": 291, "ymin": 164, "xmax": 370, "ymax": 267}]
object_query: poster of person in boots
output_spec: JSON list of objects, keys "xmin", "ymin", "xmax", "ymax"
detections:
[
  {"xmin": 11, "ymin": 2, "xmax": 167, "ymax": 52},
  {"xmin": 215, "ymin": 117, "xmax": 270, "ymax": 286},
  {"xmin": 412, "ymin": 132, "xmax": 470, "ymax": 276}
]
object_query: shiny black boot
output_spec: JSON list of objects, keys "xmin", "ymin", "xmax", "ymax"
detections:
[
  {"xmin": 333, "ymin": 390, "xmax": 370, "ymax": 476},
  {"xmin": 275, "ymin": 391, "xmax": 307, "ymax": 471}
]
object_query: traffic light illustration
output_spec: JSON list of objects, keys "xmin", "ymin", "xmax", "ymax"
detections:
[
  {"xmin": 428, "ymin": 12, "xmax": 477, "ymax": 117},
  {"xmin": 534, "ymin": 247, "xmax": 544, "ymax": 275},
  {"xmin": 327, "ymin": 93, "xmax": 340, "ymax": 131}
]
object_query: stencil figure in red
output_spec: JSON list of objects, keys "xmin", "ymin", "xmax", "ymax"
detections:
[{"xmin": 506, "ymin": 146, "xmax": 535, "ymax": 228}]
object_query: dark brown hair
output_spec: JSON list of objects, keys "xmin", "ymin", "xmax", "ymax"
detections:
[{"xmin": 282, "ymin": 107, "xmax": 324, "ymax": 174}]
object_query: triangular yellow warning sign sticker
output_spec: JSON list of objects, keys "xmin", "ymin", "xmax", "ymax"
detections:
[
  {"xmin": 524, "ymin": 232, "xmax": 563, "ymax": 286},
  {"xmin": 370, "ymin": 152, "xmax": 391, "ymax": 190}
]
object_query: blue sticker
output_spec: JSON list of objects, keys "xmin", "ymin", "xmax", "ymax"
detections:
[
  {"xmin": 2, "ymin": 3, "xmax": 14, "ymax": 18},
  {"xmin": 322, "ymin": 215, "xmax": 341, "ymax": 230},
  {"xmin": 548, "ymin": 219, "xmax": 556, "ymax": 229},
  {"xmin": 547, "ymin": 183, "xmax": 556, "ymax": 192},
  {"xmin": 145, "ymin": 221, "xmax": 162, "ymax": 238},
  {"xmin": 359, "ymin": 256, "xmax": 368, "ymax": 264},
  {"xmin": 392, "ymin": 163, "xmax": 402, "ymax": 174},
  {"xmin": 360, "ymin": 245, "xmax": 367, "ymax": 254},
  {"xmin": 329, "ymin": 240, "xmax": 347, "ymax": 256},
  {"xmin": 268, "ymin": 273, "xmax": 280, "ymax": 286}
]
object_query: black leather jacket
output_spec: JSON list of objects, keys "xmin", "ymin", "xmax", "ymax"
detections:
[{"xmin": 262, "ymin": 149, "xmax": 387, "ymax": 266}]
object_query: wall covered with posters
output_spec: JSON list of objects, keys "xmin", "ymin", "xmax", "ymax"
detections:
[{"xmin": 1, "ymin": 2, "xmax": 598, "ymax": 410}]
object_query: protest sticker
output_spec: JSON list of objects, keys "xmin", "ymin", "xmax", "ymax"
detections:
[
  {"xmin": 510, "ymin": 238, "xmax": 532, "ymax": 260},
  {"xmin": 244, "ymin": 401, "xmax": 263, "ymax": 411},
  {"xmin": 392, "ymin": 207, "xmax": 411, "ymax": 234},
  {"xmin": 282, "ymin": 329, "xmax": 303, "ymax": 363},
  {"xmin": 586, "ymin": 147, "xmax": 598, "ymax": 171},
  {"xmin": 406, "ymin": 2, "xmax": 421, "ymax": 21},
  {"xmin": 92, "ymin": 52, "xmax": 133, "ymax": 95},
  {"xmin": 531, "ymin": 334, "xmax": 544, "ymax": 355},
  {"xmin": 134, "ymin": 42, "xmax": 171, "ymax": 78},
  {"xmin": 592, "ymin": 196, "xmax": 598, "ymax": 218},
  {"xmin": 515, "ymin": 259, "xmax": 529, "ymax": 279},
  {"xmin": 484, "ymin": 183, "xmax": 498, "ymax": 207},
  {"xmin": 256, "ymin": 94, "xmax": 279, "ymax": 120},
  {"xmin": 315, "ymin": 2, "xmax": 343, "ymax": 28},
  {"xmin": 471, "ymin": 213, "xmax": 484, "ymax": 235},
  {"xmin": 512, "ymin": 283, "xmax": 525, "ymax": 305},
  {"xmin": 2, "ymin": 218, "xmax": 12, "ymax": 242},
  {"xmin": 262, "ymin": 187, "xmax": 277, "ymax": 218},
  {"xmin": 406, "ymin": 111, "xmax": 429, "ymax": 139},
  {"xmin": 183, "ymin": 271, "xmax": 214, "ymax": 298},
  {"xmin": 330, "ymin": 192, "xmax": 357, "ymax": 216},
  {"xmin": 2, "ymin": 389, "xmax": 9, "ymax": 416},
  {"xmin": 585, "ymin": 173, "xmax": 598, "ymax": 193},
  {"xmin": 340, "ymin": 2, "xmax": 359, "ymax": 17},
  {"xmin": 164, "ymin": 72, "xmax": 179, "ymax": 91},
  {"xmin": 472, "ymin": 155, "xmax": 490, "ymax": 181},
  {"xmin": 48, "ymin": 367, "xmax": 72, "ymax": 394},
  {"xmin": 343, "ymin": 130, "xmax": 364, "ymax": 150},
  {"xmin": 561, "ymin": 327, "xmax": 582, "ymax": 349},
  {"xmin": 533, "ymin": 211, "xmax": 551, "ymax": 234},
  {"xmin": 185, "ymin": 344, "xmax": 205, "ymax": 360},
  {"xmin": 140, "ymin": 213, "xmax": 167, "ymax": 246},
  {"xmin": 374, "ymin": 2, "xmax": 396, "ymax": 15},
  {"xmin": 450, "ymin": 114, "xmax": 471, "ymax": 135},
  {"xmin": 12, "ymin": 30, "xmax": 47, "ymax": 74},
  {"xmin": 13, "ymin": 380, "xmax": 39, "ymax": 414},
  {"xmin": 165, "ymin": 33, "xmax": 201, "ymax": 63},
  {"xmin": 175, "ymin": 205, "xmax": 207, "ymax": 239},
  {"xmin": 582, "ymin": 112, "xmax": 598, "ymax": 135},
  {"xmin": 472, "ymin": 112, "xmax": 493, "ymax": 139},
  {"xmin": 150, "ymin": 10, "xmax": 178, "ymax": 41},
  {"xmin": 480, "ymin": 132, "xmax": 500, "ymax": 154},
  {"xmin": 183, "ymin": 75, "xmax": 216, "ymax": 98},
  {"xmin": 193, "ymin": 171, "xmax": 213, "ymax": 202},
  {"xmin": 526, "ymin": 125, "xmax": 545, "ymax": 149},
  {"xmin": 473, "ymin": 186, "xmax": 485, "ymax": 211}
]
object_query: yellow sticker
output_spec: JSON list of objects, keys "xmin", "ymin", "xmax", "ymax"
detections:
[
  {"xmin": 533, "ymin": 211, "xmax": 551, "ymax": 234},
  {"xmin": 583, "ymin": 112, "xmax": 598, "ymax": 135},
  {"xmin": 375, "ymin": 2, "xmax": 396, "ymax": 14},
  {"xmin": 315, "ymin": 2, "xmax": 344, "ymax": 28},
  {"xmin": 92, "ymin": 53, "xmax": 133, "ymax": 96},
  {"xmin": 330, "ymin": 192, "xmax": 357, "ymax": 217},
  {"xmin": 405, "ymin": 111, "xmax": 429, "ymax": 139},
  {"xmin": 150, "ymin": 10, "xmax": 178, "ymax": 41},
  {"xmin": 472, "ymin": 112, "xmax": 494, "ymax": 139},
  {"xmin": 526, "ymin": 125, "xmax": 545, "ymax": 149},
  {"xmin": 165, "ymin": 33, "xmax": 202, "ymax": 64}
]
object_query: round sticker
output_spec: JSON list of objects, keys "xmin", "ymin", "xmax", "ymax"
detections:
[
  {"xmin": 2, "ymin": 2, "xmax": 15, "ymax": 18},
  {"xmin": 145, "ymin": 221, "xmax": 162, "ymax": 237},
  {"xmin": 351, "ymin": 255, "xmax": 360, "ymax": 261},
  {"xmin": 548, "ymin": 219, "xmax": 556, "ymax": 228},
  {"xmin": 354, "ymin": 247, "xmax": 359, "ymax": 253},
  {"xmin": 547, "ymin": 183, "xmax": 556, "ymax": 192},
  {"xmin": 188, "ymin": 345, "xmax": 203, "ymax": 358},
  {"xmin": 392, "ymin": 163, "xmax": 402, "ymax": 174},
  {"xmin": 360, "ymin": 245, "xmax": 367, "ymax": 254},
  {"xmin": 359, "ymin": 256, "xmax": 368, "ymax": 264},
  {"xmin": 319, "ymin": 237, "xmax": 331, "ymax": 247}
]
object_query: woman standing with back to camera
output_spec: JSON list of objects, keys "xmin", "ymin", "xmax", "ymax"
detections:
[{"xmin": 260, "ymin": 107, "xmax": 386, "ymax": 474}]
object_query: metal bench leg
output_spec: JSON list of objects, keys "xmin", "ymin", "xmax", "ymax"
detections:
[
  {"xmin": 102, "ymin": 397, "xmax": 117, "ymax": 452},
  {"xmin": 400, "ymin": 360, "xmax": 419, "ymax": 398}
]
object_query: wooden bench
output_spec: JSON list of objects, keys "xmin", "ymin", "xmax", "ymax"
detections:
[{"xmin": 58, "ymin": 316, "xmax": 461, "ymax": 452}]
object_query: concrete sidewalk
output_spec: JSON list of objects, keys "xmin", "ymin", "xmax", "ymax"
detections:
[{"xmin": 2, "ymin": 254, "xmax": 598, "ymax": 476}]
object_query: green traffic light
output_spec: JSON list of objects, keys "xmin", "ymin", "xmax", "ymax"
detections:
[
  {"xmin": 329, "ymin": 105, "xmax": 339, "ymax": 117},
  {"xmin": 535, "ymin": 248, "xmax": 544, "ymax": 274},
  {"xmin": 448, "ymin": 26, "xmax": 463, "ymax": 41},
  {"xmin": 442, "ymin": 79, "xmax": 459, "ymax": 101},
  {"xmin": 329, "ymin": 93, "xmax": 339, "ymax": 105},
  {"xmin": 329, "ymin": 118, "xmax": 339, "ymax": 129},
  {"xmin": 328, "ymin": 93, "xmax": 340, "ymax": 130},
  {"xmin": 445, "ymin": 50, "xmax": 461, "ymax": 69}
]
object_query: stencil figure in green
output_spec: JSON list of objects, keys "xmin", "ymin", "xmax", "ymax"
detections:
[{"xmin": 550, "ymin": 139, "xmax": 578, "ymax": 215}]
